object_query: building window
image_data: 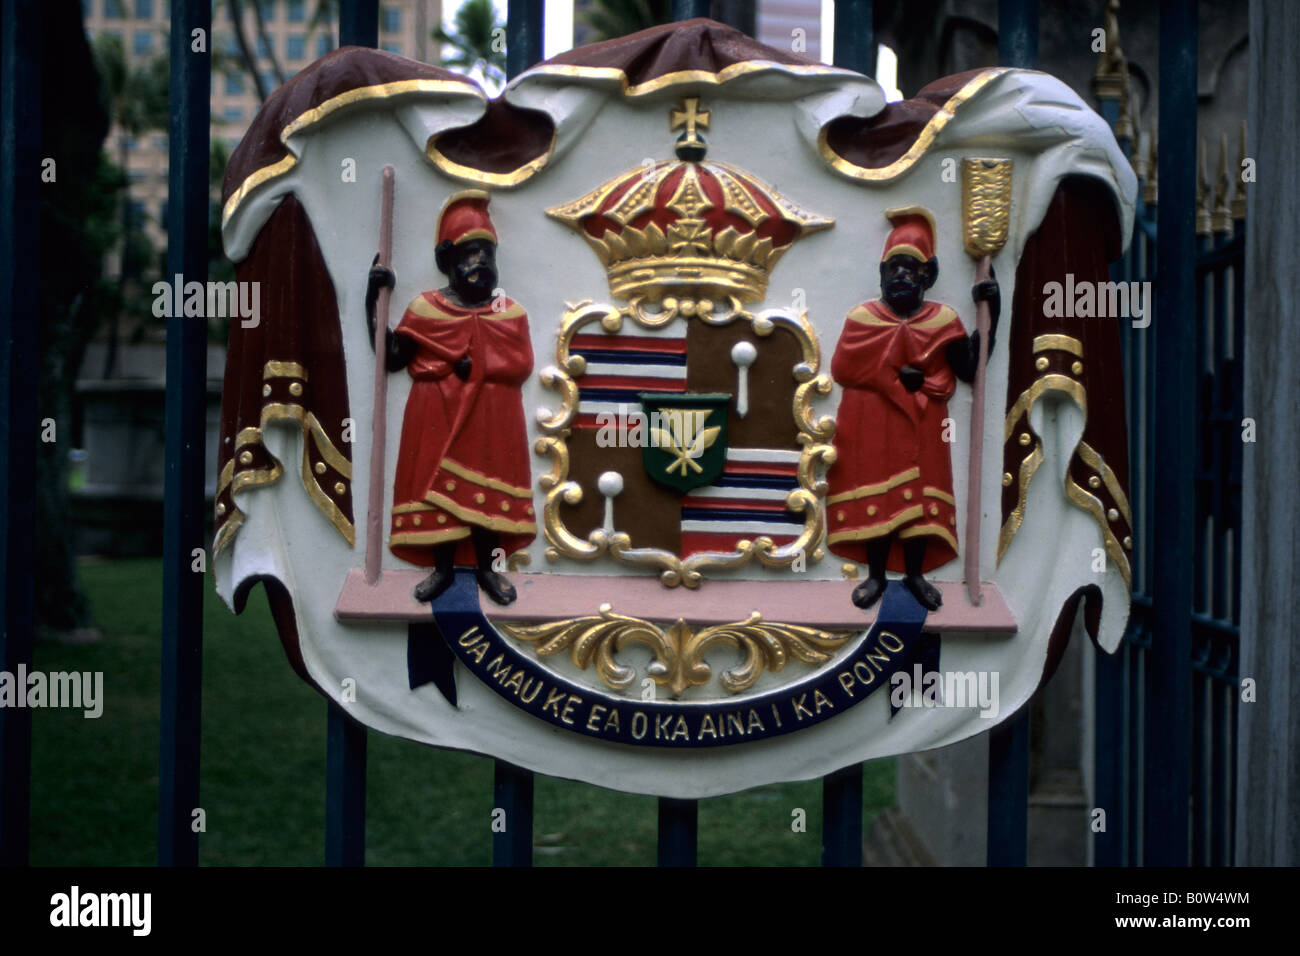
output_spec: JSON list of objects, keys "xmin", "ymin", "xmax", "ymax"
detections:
[
  {"xmin": 256, "ymin": 35, "xmax": 271, "ymax": 59},
  {"xmin": 80, "ymin": 0, "xmax": 91, "ymax": 18},
  {"xmin": 260, "ymin": 72, "xmax": 277, "ymax": 94},
  {"xmin": 104, "ymin": 0, "xmax": 125, "ymax": 18},
  {"xmin": 287, "ymin": 0, "xmax": 305, "ymax": 23},
  {"xmin": 134, "ymin": 0, "xmax": 153, "ymax": 18},
  {"xmin": 317, "ymin": 34, "xmax": 333, "ymax": 57},
  {"xmin": 224, "ymin": 72, "xmax": 245, "ymax": 95},
  {"xmin": 257, "ymin": 0, "xmax": 275, "ymax": 22},
  {"xmin": 103, "ymin": 28, "xmax": 124, "ymax": 45},
  {"xmin": 381, "ymin": 6, "xmax": 401, "ymax": 33},
  {"xmin": 223, "ymin": 106, "xmax": 245, "ymax": 123},
  {"xmin": 382, "ymin": 42, "xmax": 401, "ymax": 55},
  {"xmin": 126, "ymin": 200, "xmax": 145, "ymax": 228},
  {"xmin": 286, "ymin": 34, "xmax": 305, "ymax": 60},
  {"xmin": 133, "ymin": 30, "xmax": 153, "ymax": 56}
]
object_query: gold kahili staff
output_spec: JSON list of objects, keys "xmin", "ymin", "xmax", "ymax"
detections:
[{"xmin": 960, "ymin": 158, "xmax": 1013, "ymax": 606}]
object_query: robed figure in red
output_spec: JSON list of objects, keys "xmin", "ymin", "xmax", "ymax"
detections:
[
  {"xmin": 826, "ymin": 207, "xmax": 999, "ymax": 611},
  {"xmin": 367, "ymin": 191, "xmax": 535, "ymax": 605}
]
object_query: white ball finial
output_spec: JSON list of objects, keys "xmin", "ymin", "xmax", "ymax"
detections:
[
  {"xmin": 597, "ymin": 471, "xmax": 624, "ymax": 497},
  {"xmin": 731, "ymin": 341, "xmax": 758, "ymax": 368}
]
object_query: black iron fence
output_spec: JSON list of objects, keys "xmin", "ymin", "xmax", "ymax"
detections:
[
  {"xmin": 1093, "ymin": 4, "xmax": 1243, "ymax": 864},
  {"xmin": 0, "ymin": 0, "xmax": 1227, "ymax": 869}
]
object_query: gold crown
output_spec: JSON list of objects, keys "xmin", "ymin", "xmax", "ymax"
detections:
[{"xmin": 546, "ymin": 99, "xmax": 832, "ymax": 304}]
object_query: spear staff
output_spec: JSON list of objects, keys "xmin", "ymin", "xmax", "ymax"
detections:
[
  {"xmin": 365, "ymin": 166, "xmax": 396, "ymax": 585},
  {"xmin": 960, "ymin": 157, "xmax": 1013, "ymax": 606}
]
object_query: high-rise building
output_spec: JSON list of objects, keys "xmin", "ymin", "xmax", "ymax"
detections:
[{"xmin": 83, "ymin": 0, "xmax": 441, "ymax": 253}]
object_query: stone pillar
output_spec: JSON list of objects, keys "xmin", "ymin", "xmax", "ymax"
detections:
[{"xmin": 1236, "ymin": 0, "xmax": 1300, "ymax": 867}]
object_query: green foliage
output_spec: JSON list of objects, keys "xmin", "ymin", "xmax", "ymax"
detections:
[
  {"xmin": 435, "ymin": 0, "xmax": 506, "ymax": 86},
  {"xmin": 580, "ymin": 0, "xmax": 672, "ymax": 42},
  {"xmin": 29, "ymin": 558, "xmax": 896, "ymax": 865}
]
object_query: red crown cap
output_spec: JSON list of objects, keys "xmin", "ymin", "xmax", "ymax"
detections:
[
  {"xmin": 437, "ymin": 190, "xmax": 498, "ymax": 246},
  {"xmin": 881, "ymin": 206, "xmax": 936, "ymax": 262}
]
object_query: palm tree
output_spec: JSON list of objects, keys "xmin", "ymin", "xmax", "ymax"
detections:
[
  {"xmin": 579, "ymin": 0, "xmax": 671, "ymax": 42},
  {"xmin": 435, "ymin": 0, "xmax": 507, "ymax": 87}
]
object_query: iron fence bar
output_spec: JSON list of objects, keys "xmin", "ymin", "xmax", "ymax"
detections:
[
  {"xmin": 1210, "ymin": 680, "xmax": 1228, "ymax": 865},
  {"xmin": 507, "ymin": 0, "xmax": 543, "ymax": 81},
  {"xmin": 157, "ymin": 0, "xmax": 210, "ymax": 868},
  {"xmin": 1191, "ymin": 670, "xmax": 1206, "ymax": 864},
  {"xmin": 822, "ymin": 763, "xmax": 863, "ymax": 866},
  {"xmin": 1144, "ymin": 0, "xmax": 1197, "ymax": 867},
  {"xmin": 321, "ymin": 0, "xmax": 379, "ymax": 869},
  {"xmin": 339, "ymin": 0, "xmax": 378, "ymax": 48},
  {"xmin": 1193, "ymin": 232, "xmax": 1209, "ymax": 617},
  {"xmin": 1094, "ymin": 648, "xmax": 1125, "ymax": 865},
  {"xmin": 834, "ymin": 0, "xmax": 874, "ymax": 76},
  {"xmin": 987, "ymin": 704, "xmax": 1030, "ymax": 866},
  {"xmin": 492, "ymin": 760, "xmax": 534, "ymax": 866},
  {"xmin": 658, "ymin": 797, "xmax": 698, "ymax": 866},
  {"xmin": 0, "ymin": 0, "xmax": 41, "ymax": 869},
  {"xmin": 816, "ymin": 1, "xmax": 874, "ymax": 867},
  {"xmin": 1128, "ymin": 636, "xmax": 1142, "ymax": 864},
  {"xmin": 997, "ymin": 0, "xmax": 1039, "ymax": 68},
  {"xmin": 672, "ymin": 0, "xmax": 711, "ymax": 21},
  {"xmin": 1095, "ymin": 91, "xmax": 1127, "ymax": 868},
  {"xmin": 325, "ymin": 702, "xmax": 367, "ymax": 866},
  {"xmin": 1211, "ymin": 260, "xmax": 1230, "ymax": 621},
  {"xmin": 492, "ymin": 0, "xmax": 545, "ymax": 866},
  {"xmin": 983, "ymin": 0, "xmax": 1038, "ymax": 869}
]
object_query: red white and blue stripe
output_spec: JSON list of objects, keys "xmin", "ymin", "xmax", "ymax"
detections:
[
  {"xmin": 681, "ymin": 447, "xmax": 802, "ymax": 556},
  {"xmin": 571, "ymin": 332, "xmax": 687, "ymax": 428}
]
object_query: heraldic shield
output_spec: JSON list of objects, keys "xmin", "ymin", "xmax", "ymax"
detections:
[
  {"xmin": 637, "ymin": 393, "xmax": 730, "ymax": 493},
  {"xmin": 213, "ymin": 18, "xmax": 1138, "ymax": 797}
]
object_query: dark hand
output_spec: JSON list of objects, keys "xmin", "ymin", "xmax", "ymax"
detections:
[
  {"xmin": 365, "ymin": 253, "xmax": 396, "ymax": 326},
  {"xmin": 453, "ymin": 356, "xmax": 472, "ymax": 381},
  {"xmin": 899, "ymin": 365, "xmax": 924, "ymax": 392},
  {"xmin": 971, "ymin": 264, "xmax": 1000, "ymax": 353}
]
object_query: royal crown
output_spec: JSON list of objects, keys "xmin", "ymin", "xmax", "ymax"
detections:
[{"xmin": 546, "ymin": 97, "xmax": 832, "ymax": 305}]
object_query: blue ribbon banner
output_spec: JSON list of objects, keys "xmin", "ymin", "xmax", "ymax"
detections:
[{"xmin": 408, "ymin": 572, "xmax": 939, "ymax": 748}]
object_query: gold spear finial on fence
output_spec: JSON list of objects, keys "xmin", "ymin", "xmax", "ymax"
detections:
[
  {"xmin": 1115, "ymin": 53, "xmax": 1134, "ymax": 142},
  {"xmin": 1212, "ymin": 132, "xmax": 1233, "ymax": 234},
  {"xmin": 1132, "ymin": 126, "xmax": 1149, "ymax": 182},
  {"xmin": 1230, "ymin": 119, "xmax": 1248, "ymax": 222},
  {"xmin": 1093, "ymin": 0, "xmax": 1125, "ymax": 103},
  {"xmin": 1196, "ymin": 139, "xmax": 1212, "ymax": 236}
]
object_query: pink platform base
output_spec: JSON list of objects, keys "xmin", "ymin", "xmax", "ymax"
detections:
[{"xmin": 334, "ymin": 568, "xmax": 1018, "ymax": 633}]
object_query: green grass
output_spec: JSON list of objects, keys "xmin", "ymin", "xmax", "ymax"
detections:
[{"xmin": 29, "ymin": 558, "xmax": 895, "ymax": 866}]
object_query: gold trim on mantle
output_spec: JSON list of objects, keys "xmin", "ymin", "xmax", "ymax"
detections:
[
  {"xmin": 498, "ymin": 604, "xmax": 854, "ymax": 696},
  {"xmin": 223, "ymin": 78, "xmax": 488, "ymax": 227},
  {"xmin": 535, "ymin": 296, "xmax": 836, "ymax": 588},
  {"xmin": 816, "ymin": 69, "xmax": 1010, "ymax": 183},
  {"xmin": 214, "ymin": 361, "xmax": 356, "ymax": 556}
]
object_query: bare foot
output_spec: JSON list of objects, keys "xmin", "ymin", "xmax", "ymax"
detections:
[
  {"xmin": 851, "ymin": 576, "xmax": 887, "ymax": 610},
  {"xmin": 475, "ymin": 568, "xmax": 517, "ymax": 606},
  {"xmin": 413, "ymin": 568, "xmax": 454, "ymax": 604},
  {"xmin": 903, "ymin": 573, "xmax": 942, "ymax": 611}
]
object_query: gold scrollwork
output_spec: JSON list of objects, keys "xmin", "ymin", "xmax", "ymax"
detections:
[
  {"xmin": 535, "ymin": 295, "xmax": 835, "ymax": 588},
  {"xmin": 498, "ymin": 604, "xmax": 854, "ymax": 696}
]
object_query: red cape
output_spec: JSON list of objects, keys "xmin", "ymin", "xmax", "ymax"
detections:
[
  {"xmin": 826, "ymin": 299, "xmax": 967, "ymax": 572},
  {"xmin": 389, "ymin": 290, "xmax": 536, "ymax": 567}
]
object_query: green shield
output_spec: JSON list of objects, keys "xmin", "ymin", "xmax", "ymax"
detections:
[{"xmin": 638, "ymin": 392, "xmax": 731, "ymax": 493}]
